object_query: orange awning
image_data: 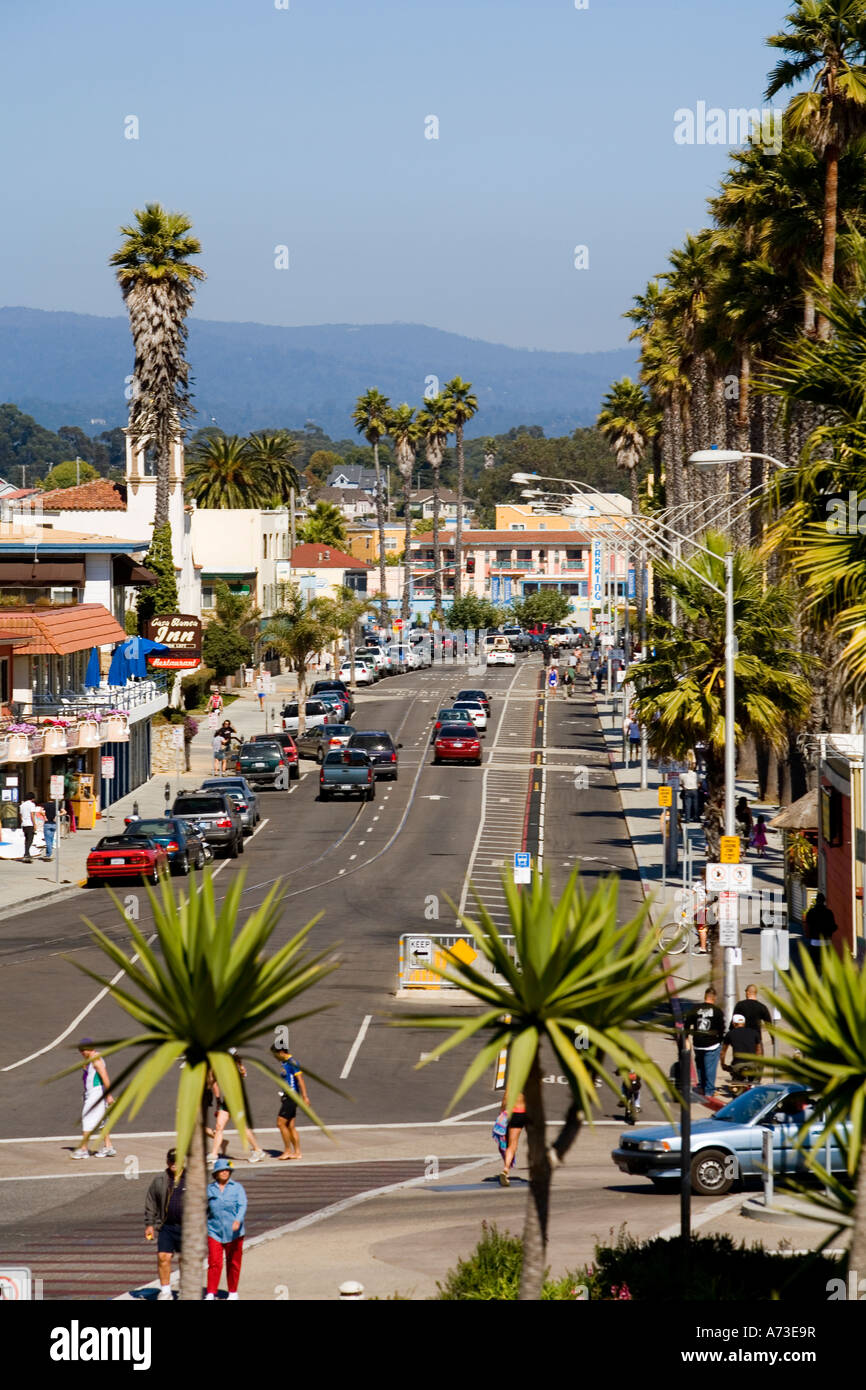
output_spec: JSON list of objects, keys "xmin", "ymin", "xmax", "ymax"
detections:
[{"xmin": 0, "ymin": 604, "xmax": 128, "ymax": 655}]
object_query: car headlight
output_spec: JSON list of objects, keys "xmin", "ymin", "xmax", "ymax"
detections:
[{"xmin": 637, "ymin": 1140, "xmax": 673, "ymax": 1153}]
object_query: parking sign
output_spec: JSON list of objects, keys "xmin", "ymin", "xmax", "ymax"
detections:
[{"xmin": 513, "ymin": 852, "xmax": 531, "ymax": 884}]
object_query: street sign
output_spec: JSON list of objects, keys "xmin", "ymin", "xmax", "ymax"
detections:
[
  {"xmin": 172, "ymin": 727, "xmax": 185, "ymax": 750},
  {"xmin": 657, "ymin": 786, "xmax": 672, "ymax": 807},
  {"xmin": 718, "ymin": 890, "xmax": 739, "ymax": 925},
  {"xmin": 719, "ymin": 920, "xmax": 739, "ymax": 947},
  {"xmin": 719, "ymin": 835, "xmax": 741, "ymax": 864},
  {"xmin": 100, "ymin": 756, "xmax": 115, "ymax": 779},
  {"xmin": 50, "ymin": 774, "xmax": 64, "ymax": 800},
  {"xmin": 513, "ymin": 851, "xmax": 531, "ymax": 884},
  {"xmin": 706, "ymin": 862, "xmax": 753, "ymax": 892},
  {"xmin": 408, "ymin": 937, "xmax": 433, "ymax": 964}
]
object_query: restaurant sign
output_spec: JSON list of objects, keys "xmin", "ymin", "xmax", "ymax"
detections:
[{"xmin": 145, "ymin": 614, "xmax": 202, "ymax": 670}]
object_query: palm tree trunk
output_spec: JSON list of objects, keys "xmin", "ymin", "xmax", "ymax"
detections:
[
  {"xmin": 518, "ymin": 1051, "xmax": 551, "ymax": 1300},
  {"xmin": 373, "ymin": 442, "xmax": 388, "ymax": 625},
  {"xmin": 401, "ymin": 473, "xmax": 413, "ymax": 628},
  {"xmin": 296, "ymin": 659, "xmax": 308, "ymax": 736},
  {"xmin": 432, "ymin": 458, "xmax": 442, "ymax": 619},
  {"xmin": 735, "ymin": 349, "xmax": 751, "ymax": 546},
  {"xmin": 180, "ymin": 1101, "xmax": 208, "ymax": 1300},
  {"xmin": 817, "ymin": 144, "xmax": 840, "ymax": 342},
  {"xmin": 454, "ymin": 422, "xmax": 464, "ymax": 600}
]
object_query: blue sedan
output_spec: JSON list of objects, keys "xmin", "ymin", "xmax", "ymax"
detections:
[{"xmin": 612, "ymin": 1084, "xmax": 851, "ymax": 1196}]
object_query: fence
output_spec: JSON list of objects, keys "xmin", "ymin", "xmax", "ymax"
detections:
[{"xmin": 398, "ymin": 932, "xmax": 517, "ymax": 990}]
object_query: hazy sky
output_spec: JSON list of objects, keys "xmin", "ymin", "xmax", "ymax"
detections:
[{"xmin": 6, "ymin": 0, "xmax": 790, "ymax": 352}]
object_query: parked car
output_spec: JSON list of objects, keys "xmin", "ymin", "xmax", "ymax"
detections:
[
  {"xmin": 500, "ymin": 625, "xmax": 531, "ymax": 652},
  {"xmin": 120, "ymin": 817, "xmax": 208, "ymax": 875},
  {"xmin": 451, "ymin": 699, "xmax": 488, "ymax": 734},
  {"xmin": 171, "ymin": 791, "xmax": 244, "ymax": 858},
  {"xmin": 485, "ymin": 637, "xmax": 515, "ymax": 666},
  {"xmin": 347, "ymin": 729, "xmax": 402, "ymax": 780},
  {"xmin": 86, "ymin": 834, "xmax": 169, "ymax": 887},
  {"xmin": 280, "ymin": 699, "xmax": 335, "ymax": 734},
  {"xmin": 611, "ymin": 1083, "xmax": 852, "ymax": 1196},
  {"xmin": 296, "ymin": 722, "xmax": 357, "ymax": 761},
  {"xmin": 200, "ymin": 776, "xmax": 261, "ymax": 832},
  {"xmin": 319, "ymin": 748, "xmax": 376, "ymax": 801},
  {"xmin": 455, "ymin": 688, "xmax": 491, "ymax": 716},
  {"xmin": 311, "ymin": 679, "xmax": 355, "ymax": 718},
  {"xmin": 248, "ymin": 731, "xmax": 300, "ymax": 779},
  {"xmin": 232, "ymin": 742, "xmax": 292, "ymax": 791},
  {"xmin": 433, "ymin": 723, "xmax": 482, "ymax": 766},
  {"xmin": 338, "ymin": 659, "xmax": 375, "ymax": 687},
  {"xmin": 387, "ymin": 644, "xmax": 408, "ymax": 674},
  {"xmin": 356, "ymin": 646, "xmax": 390, "ymax": 676}
]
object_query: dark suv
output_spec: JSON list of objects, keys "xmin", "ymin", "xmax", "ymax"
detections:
[
  {"xmin": 347, "ymin": 730, "xmax": 402, "ymax": 780},
  {"xmin": 311, "ymin": 679, "xmax": 355, "ymax": 719},
  {"xmin": 171, "ymin": 791, "xmax": 244, "ymax": 858}
]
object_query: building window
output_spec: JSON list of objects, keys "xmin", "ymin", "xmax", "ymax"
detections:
[
  {"xmin": 202, "ymin": 587, "xmax": 216, "ymax": 610},
  {"xmin": 510, "ymin": 524, "xmax": 525, "ymax": 531},
  {"xmin": 50, "ymin": 587, "xmax": 77, "ymax": 604},
  {"xmin": 538, "ymin": 523, "xmax": 546, "ymax": 530}
]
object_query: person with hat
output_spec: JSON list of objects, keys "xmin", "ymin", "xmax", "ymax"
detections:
[
  {"xmin": 205, "ymin": 1158, "xmax": 247, "ymax": 1300},
  {"xmin": 71, "ymin": 1038, "xmax": 116, "ymax": 1159},
  {"xmin": 721, "ymin": 1013, "xmax": 762, "ymax": 1091}
]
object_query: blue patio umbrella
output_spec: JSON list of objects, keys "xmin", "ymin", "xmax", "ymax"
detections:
[
  {"xmin": 122, "ymin": 636, "xmax": 170, "ymax": 678},
  {"xmin": 107, "ymin": 643, "xmax": 130, "ymax": 686},
  {"xmin": 84, "ymin": 646, "xmax": 100, "ymax": 687}
]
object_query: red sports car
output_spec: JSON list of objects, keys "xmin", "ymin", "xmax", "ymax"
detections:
[
  {"xmin": 86, "ymin": 835, "xmax": 169, "ymax": 886},
  {"xmin": 433, "ymin": 723, "xmax": 482, "ymax": 766}
]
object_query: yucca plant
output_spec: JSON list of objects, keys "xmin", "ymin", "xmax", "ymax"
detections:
[
  {"xmin": 54, "ymin": 871, "xmax": 340, "ymax": 1300},
  {"xmin": 765, "ymin": 942, "xmax": 866, "ymax": 1274},
  {"xmin": 396, "ymin": 868, "xmax": 673, "ymax": 1300}
]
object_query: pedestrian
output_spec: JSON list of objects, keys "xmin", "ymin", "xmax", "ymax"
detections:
[
  {"xmin": 681, "ymin": 763, "xmax": 699, "ymax": 821},
  {"xmin": 182, "ymin": 716, "xmax": 198, "ymax": 773},
  {"xmin": 144, "ymin": 1148, "xmax": 185, "ymax": 1300},
  {"xmin": 595, "ymin": 660, "xmax": 606, "ymax": 693},
  {"xmin": 499, "ymin": 1092, "xmax": 527, "ymax": 1186},
  {"xmin": 562, "ymin": 664, "xmax": 575, "ymax": 698},
  {"xmin": 621, "ymin": 710, "xmax": 631, "ymax": 761},
  {"xmin": 735, "ymin": 796, "xmax": 754, "ymax": 850},
  {"xmin": 255, "ymin": 673, "xmax": 266, "ymax": 713},
  {"xmin": 271, "ymin": 1042, "xmax": 310, "ymax": 1159},
  {"xmin": 733, "ymin": 984, "xmax": 772, "ymax": 1061},
  {"xmin": 207, "ymin": 1052, "xmax": 266, "ymax": 1166},
  {"xmin": 751, "ymin": 815, "xmax": 768, "ymax": 857},
  {"xmin": 205, "ymin": 1158, "xmax": 247, "ymax": 1301},
  {"xmin": 71, "ymin": 1038, "xmax": 116, "ymax": 1158},
  {"xmin": 541, "ymin": 641, "xmax": 551, "ymax": 669},
  {"xmin": 64, "ymin": 768, "xmax": 77, "ymax": 833},
  {"xmin": 720, "ymin": 1013, "xmax": 762, "ymax": 1091},
  {"xmin": 18, "ymin": 789, "xmax": 37, "ymax": 862},
  {"xmin": 803, "ymin": 891, "xmax": 837, "ymax": 971},
  {"xmin": 683, "ymin": 987, "xmax": 725, "ymax": 1099},
  {"xmin": 492, "ymin": 1106, "xmax": 515, "ymax": 1170},
  {"xmin": 547, "ymin": 666, "xmax": 558, "ymax": 695},
  {"xmin": 212, "ymin": 731, "xmax": 226, "ymax": 775},
  {"xmin": 627, "ymin": 716, "xmax": 641, "ymax": 766},
  {"xmin": 39, "ymin": 795, "xmax": 57, "ymax": 861},
  {"xmin": 206, "ymin": 688, "xmax": 223, "ymax": 730}
]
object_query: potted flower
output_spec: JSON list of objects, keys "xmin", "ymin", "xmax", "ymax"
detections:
[
  {"xmin": 6, "ymin": 723, "xmax": 37, "ymax": 761},
  {"xmin": 103, "ymin": 709, "xmax": 129, "ymax": 742}
]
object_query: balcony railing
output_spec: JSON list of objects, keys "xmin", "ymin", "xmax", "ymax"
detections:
[
  {"xmin": 0, "ymin": 707, "xmax": 136, "ymax": 762},
  {"xmin": 23, "ymin": 675, "xmax": 168, "ymax": 719}
]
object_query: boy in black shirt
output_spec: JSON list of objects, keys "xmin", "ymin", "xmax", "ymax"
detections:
[
  {"xmin": 683, "ymin": 987, "xmax": 725, "ymax": 1098},
  {"xmin": 721, "ymin": 1014, "xmax": 762, "ymax": 1089},
  {"xmin": 733, "ymin": 985, "xmax": 772, "ymax": 1053}
]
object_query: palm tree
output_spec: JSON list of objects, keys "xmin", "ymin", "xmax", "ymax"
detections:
[
  {"xmin": 416, "ymin": 395, "xmax": 455, "ymax": 620},
  {"xmin": 628, "ymin": 532, "xmax": 812, "ymax": 812},
  {"xmin": 320, "ymin": 584, "xmax": 376, "ymax": 688},
  {"xmin": 186, "ymin": 435, "xmax": 271, "ymax": 509},
  {"xmin": 397, "ymin": 869, "xmax": 672, "ymax": 1300},
  {"xmin": 442, "ymin": 378, "xmax": 478, "ymax": 599},
  {"xmin": 765, "ymin": 943, "xmax": 866, "ymax": 1275},
  {"xmin": 596, "ymin": 378, "xmax": 656, "ymax": 514},
  {"xmin": 245, "ymin": 431, "xmax": 302, "ymax": 508},
  {"xmin": 352, "ymin": 389, "xmax": 391, "ymax": 625},
  {"xmin": 297, "ymin": 501, "xmax": 348, "ymax": 547},
  {"xmin": 262, "ymin": 585, "xmax": 337, "ymax": 734},
  {"xmin": 387, "ymin": 404, "xmax": 421, "ymax": 628},
  {"xmin": 110, "ymin": 204, "xmax": 205, "ymax": 529},
  {"xmin": 55, "ymin": 871, "xmax": 338, "ymax": 1299},
  {"xmin": 766, "ymin": 0, "xmax": 866, "ymax": 339}
]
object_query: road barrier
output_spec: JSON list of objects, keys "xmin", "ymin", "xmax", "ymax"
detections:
[{"xmin": 398, "ymin": 933, "xmax": 517, "ymax": 990}]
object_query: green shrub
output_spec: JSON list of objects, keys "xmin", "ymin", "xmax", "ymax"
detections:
[
  {"xmin": 436, "ymin": 1223, "xmax": 524, "ymax": 1300},
  {"xmin": 181, "ymin": 666, "xmax": 216, "ymax": 710}
]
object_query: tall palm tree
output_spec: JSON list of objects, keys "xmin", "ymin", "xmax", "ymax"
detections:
[
  {"xmin": 442, "ymin": 378, "xmax": 478, "ymax": 599},
  {"xmin": 596, "ymin": 378, "xmax": 656, "ymax": 514},
  {"xmin": 416, "ymin": 395, "xmax": 455, "ymax": 620},
  {"xmin": 397, "ymin": 870, "xmax": 672, "ymax": 1300},
  {"xmin": 110, "ymin": 204, "xmax": 205, "ymax": 529},
  {"xmin": 262, "ymin": 585, "xmax": 337, "ymax": 734},
  {"xmin": 297, "ymin": 501, "xmax": 348, "ymax": 548},
  {"xmin": 245, "ymin": 431, "xmax": 302, "ymax": 507},
  {"xmin": 387, "ymin": 404, "xmax": 421, "ymax": 628},
  {"xmin": 766, "ymin": 0, "xmax": 866, "ymax": 339},
  {"xmin": 628, "ymin": 532, "xmax": 812, "ymax": 812},
  {"xmin": 186, "ymin": 435, "xmax": 271, "ymax": 509},
  {"xmin": 352, "ymin": 389, "xmax": 391, "ymax": 626},
  {"xmin": 55, "ymin": 872, "xmax": 338, "ymax": 1300}
]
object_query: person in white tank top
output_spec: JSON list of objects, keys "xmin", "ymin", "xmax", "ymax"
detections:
[{"xmin": 71, "ymin": 1038, "xmax": 116, "ymax": 1159}]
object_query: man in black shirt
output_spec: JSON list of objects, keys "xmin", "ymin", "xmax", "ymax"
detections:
[
  {"xmin": 733, "ymin": 984, "xmax": 772, "ymax": 1054},
  {"xmin": 144, "ymin": 1148, "xmax": 185, "ymax": 1301},
  {"xmin": 721, "ymin": 1014, "xmax": 762, "ymax": 1089},
  {"xmin": 683, "ymin": 987, "xmax": 725, "ymax": 1098}
]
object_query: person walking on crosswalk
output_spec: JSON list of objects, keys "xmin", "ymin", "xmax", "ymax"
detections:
[{"xmin": 71, "ymin": 1038, "xmax": 116, "ymax": 1158}]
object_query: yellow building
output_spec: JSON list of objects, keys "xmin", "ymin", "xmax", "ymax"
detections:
[
  {"xmin": 345, "ymin": 524, "xmax": 406, "ymax": 562},
  {"xmin": 495, "ymin": 498, "xmax": 631, "ymax": 531}
]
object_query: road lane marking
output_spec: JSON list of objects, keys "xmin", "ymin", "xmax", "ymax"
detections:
[{"xmin": 339, "ymin": 1014, "xmax": 373, "ymax": 1079}]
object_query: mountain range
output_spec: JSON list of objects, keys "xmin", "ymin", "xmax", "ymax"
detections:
[{"xmin": 0, "ymin": 307, "xmax": 637, "ymax": 440}]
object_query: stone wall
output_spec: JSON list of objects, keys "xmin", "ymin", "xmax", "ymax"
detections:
[{"xmin": 151, "ymin": 722, "xmax": 183, "ymax": 774}]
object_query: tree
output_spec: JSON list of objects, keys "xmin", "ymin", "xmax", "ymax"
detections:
[
  {"xmin": 397, "ymin": 870, "xmax": 671, "ymax": 1299},
  {"xmin": 55, "ymin": 871, "xmax": 339, "ymax": 1299},
  {"xmin": 306, "ymin": 449, "xmax": 343, "ymax": 489},
  {"xmin": 213, "ymin": 582, "xmax": 262, "ymax": 645},
  {"xmin": 318, "ymin": 585, "xmax": 376, "ymax": 688},
  {"xmin": 352, "ymin": 389, "xmax": 391, "ymax": 625},
  {"xmin": 443, "ymin": 378, "xmax": 478, "ymax": 599},
  {"xmin": 445, "ymin": 594, "xmax": 504, "ymax": 631},
  {"xmin": 262, "ymin": 585, "xmax": 337, "ymax": 733},
  {"xmin": 627, "ymin": 532, "xmax": 812, "ymax": 809},
  {"xmin": 136, "ymin": 524, "xmax": 178, "ymax": 631},
  {"xmin": 597, "ymin": 378, "xmax": 657, "ymax": 515},
  {"xmin": 245, "ymin": 431, "xmax": 301, "ymax": 506},
  {"xmin": 186, "ymin": 435, "xmax": 271, "ymax": 509},
  {"xmin": 766, "ymin": 0, "xmax": 866, "ymax": 339},
  {"xmin": 511, "ymin": 590, "xmax": 572, "ymax": 627},
  {"xmin": 202, "ymin": 624, "xmax": 252, "ymax": 680},
  {"xmin": 387, "ymin": 405, "xmax": 422, "ymax": 628},
  {"xmin": 416, "ymin": 395, "xmax": 455, "ymax": 619},
  {"xmin": 38, "ymin": 459, "xmax": 99, "ymax": 491},
  {"xmin": 297, "ymin": 501, "xmax": 348, "ymax": 547},
  {"xmin": 110, "ymin": 204, "xmax": 205, "ymax": 529}
]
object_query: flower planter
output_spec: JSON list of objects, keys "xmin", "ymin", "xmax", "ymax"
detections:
[
  {"xmin": 0, "ymin": 739, "xmax": 9, "ymax": 763},
  {"xmin": 28, "ymin": 732, "xmax": 44, "ymax": 756},
  {"xmin": 77, "ymin": 721, "xmax": 101, "ymax": 749},
  {"xmin": 103, "ymin": 715, "xmax": 129, "ymax": 742},
  {"xmin": 42, "ymin": 727, "xmax": 68, "ymax": 754},
  {"xmin": 7, "ymin": 733, "xmax": 32, "ymax": 762}
]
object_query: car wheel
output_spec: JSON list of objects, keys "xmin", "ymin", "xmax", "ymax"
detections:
[
  {"xmin": 196, "ymin": 850, "xmax": 206, "ymax": 870},
  {"xmin": 291, "ymin": 764, "xmax": 300, "ymax": 780},
  {"xmin": 149, "ymin": 864, "xmax": 160, "ymax": 886},
  {"xmin": 474, "ymin": 757, "xmax": 482, "ymax": 766},
  {"xmin": 433, "ymin": 755, "xmax": 441, "ymax": 765},
  {"xmin": 320, "ymin": 790, "xmax": 331, "ymax": 801},
  {"xmin": 367, "ymin": 785, "xmax": 376, "ymax": 801},
  {"xmin": 177, "ymin": 852, "xmax": 190, "ymax": 876},
  {"xmin": 316, "ymin": 748, "xmax": 324, "ymax": 764},
  {"xmin": 237, "ymin": 833, "xmax": 245, "ymax": 854},
  {"xmin": 690, "ymin": 1148, "xmax": 734, "ymax": 1196},
  {"xmin": 228, "ymin": 837, "xmax": 239, "ymax": 859}
]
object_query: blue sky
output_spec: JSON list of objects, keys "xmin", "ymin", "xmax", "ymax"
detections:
[{"xmin": 5, "ymin": 0, "xmax": 792, "ymax": 352}]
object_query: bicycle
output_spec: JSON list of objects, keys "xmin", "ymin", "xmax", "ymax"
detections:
[{"xmin": 655, "ymin": 911, "xmax": 717, "ymax": 956}]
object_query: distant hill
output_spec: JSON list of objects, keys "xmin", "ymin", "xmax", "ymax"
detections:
[{"xmin": 0, "ymin": 307, "xmax": 638, "ymax": 440}]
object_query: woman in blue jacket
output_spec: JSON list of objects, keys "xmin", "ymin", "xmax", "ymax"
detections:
[{"xmin": 205, "ymin": 1158, "xmax": 248, "ymax": 1300}]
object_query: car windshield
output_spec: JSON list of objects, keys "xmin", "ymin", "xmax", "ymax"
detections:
[
  {"xmin": 98, "ymin": 835, "xmax": 153, "ymax": 849},
  {"xmin": 350, "ymin": 733, "xmax": 392, "ymax": 749},
  {"xmin": 713, "ymin": 1086, "xmax": 791, "ymax": 1124},
  {"xmin": 326, "ymin": 725, "xmax": 355, "ymax": 736},
  {"xmin": 457, "ymin": 691, "xmax": 486, "ymax": 700},
  {"xmin": 247, "ymin": 738, "xmax": 284, "ymax": 749},
  {"xmin": 324, "ymin": 750, "xmax": 369, "ymax": 766},
  {"xmin": 454, "ymin": 702, "xmax": 482, "ymax": 711},
  {"xmin": 124, "ymin": 820, "xmax": 175, "ymax": 837},
  {"xmin": 437, "ymin": 709, "xmax": 461, "ymax": 720},
  {"xmin": 439, "ymin": 724, "xmax": 476, "ymax": 737},
  {"xmin": 173, "ymin": 796, "xmax": 226, "ymax": 815}
]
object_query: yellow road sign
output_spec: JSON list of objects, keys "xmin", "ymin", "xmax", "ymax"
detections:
[
  {"xmin": 657, "ymin": 785, "xmax": 672, "ymax": 807},
  {"xmin": 447, "ymin": 938, "xmax": 477, "ymax": 967},
  {"xmin": 720, "ymin": 835, "xmax": 741, "ymax": 864}
]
